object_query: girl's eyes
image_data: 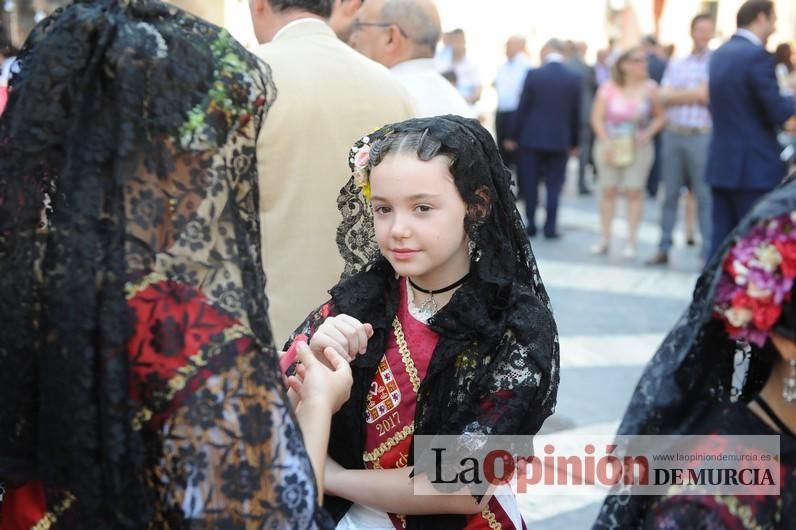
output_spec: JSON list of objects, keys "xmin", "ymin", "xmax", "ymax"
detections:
[{"xmin": 373, "ymin": 205, "xmax": 432, "ymax": 214}]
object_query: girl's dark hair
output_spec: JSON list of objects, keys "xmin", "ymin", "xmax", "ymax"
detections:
[{"xmin": 368, "ymin": 130, "xmax": 491, "ymax": 235}]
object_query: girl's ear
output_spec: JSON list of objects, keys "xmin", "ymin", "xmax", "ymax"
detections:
[{"xmin": 468, "ymin": 186, "xmax": 492, "ymax": 221}]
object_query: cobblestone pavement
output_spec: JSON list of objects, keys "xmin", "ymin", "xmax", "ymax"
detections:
[{"xmin": 515, "ymin": 170, "xmax": 703, "ymax": 529}]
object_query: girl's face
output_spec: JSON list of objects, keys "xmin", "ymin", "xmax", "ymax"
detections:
[{"xmin": 369, "ymin": 153, "xmax": 470, "ymax": 288}]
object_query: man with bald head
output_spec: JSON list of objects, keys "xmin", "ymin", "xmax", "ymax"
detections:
[
  {"xmin": 505, "ymin": 38, "xmax": 581, "ymax": 239},
  {"xmin": 349, "ymin": 0, "xmax": 473, "ymax": 117},
  {"xmin": 495, "ymin": 35, "xmax": 531, "ymax": 168}
]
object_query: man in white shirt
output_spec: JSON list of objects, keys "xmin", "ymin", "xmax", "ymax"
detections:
[
  {"xmin": 495, "ymin": 35, "xmax": 531, "ymax": 167},
  {"xmin": 348, "ymin": 0, "xmax": 473, "ymax": 118},
  {"xmin": 436, "ymin": 28, "xmax": 482, "ymax": 110},
  {"xmin": 249, "ymin": 0, "xmax": 416, "ymax": 344}
]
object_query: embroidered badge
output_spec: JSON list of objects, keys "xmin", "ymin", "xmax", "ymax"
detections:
[{"xmin": 365, "ymin": 356, "xmax": 401, "ymax": 423}]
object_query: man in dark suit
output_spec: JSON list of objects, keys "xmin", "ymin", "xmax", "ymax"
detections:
[
  {"xmin": 505, "ymin": 38, "xmax": 581, "ymax": 239},
  {"xmin": 706, "ymin": 0, "xmax": 795, "ymax": 257}
]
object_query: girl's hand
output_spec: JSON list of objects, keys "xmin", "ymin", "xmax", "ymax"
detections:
[
  {"xmin": 310, "ymin": 314, "xmax": 374, "ymax": 362},
  {"xmin": 288, "ymin": 342, "xmax": 353, "ymax": 413}
]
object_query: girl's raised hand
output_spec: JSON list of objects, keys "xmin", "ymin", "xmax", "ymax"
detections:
[
  {"xmin": 289, "ymin": 342, "xmax": 353, "ymax": 413},
  {"xmin": 309, "ymin": 314, "xmax": 374, "ymax": 362}
]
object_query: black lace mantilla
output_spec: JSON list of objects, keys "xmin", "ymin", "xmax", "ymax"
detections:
[
  {"xmin": 293, "ymin": 115, "xmax": 560, "ymax": 530},
  {"xmin": 0, "ymin": 1, "xmax": 331, "ymax": 528}
]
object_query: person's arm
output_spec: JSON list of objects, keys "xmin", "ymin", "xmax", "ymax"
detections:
[
  {"xmin": 590, "ymin": 85, "xmax": 609, "ymax": 141},
  {"xmin": 749, "ymin": 51, "xmax": 796, "ymax": 126},
  {"xmin": 658, "ymin": 84, "xmax": 708, "ymax": 106},
  {"xmin": 638, "ymin": 85, "xmax": 667, "ymax": 144},
  {"xmin": 657, "ymin": 60, "xmax": 708, "ymax": 106},
  {"xmin": 324, "ymin": 460, "xmax": 486, "ymax": 515},
  {"xmin": 289, "ymin": 343, "xmax": 353, "ymax": 503}
]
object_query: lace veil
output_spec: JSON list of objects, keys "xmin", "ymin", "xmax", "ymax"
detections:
[
  {"xmin": 0, "ymin": 1, "xmax": 326, "ymax": 528},
  {"xmin": 594, "ymin": 174, "xmax": 796, "ymax": 529}
]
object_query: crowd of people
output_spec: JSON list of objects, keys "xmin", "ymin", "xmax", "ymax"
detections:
[{"xmin": 0, "ymin": 0, "xmax": 794, "ymax": 529}]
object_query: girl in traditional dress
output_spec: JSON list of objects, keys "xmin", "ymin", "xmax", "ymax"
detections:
[{"xmin": 283, "ymin": 115, "xmax": 560, "ymax": 529}]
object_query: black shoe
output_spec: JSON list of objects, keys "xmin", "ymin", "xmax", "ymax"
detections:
[
  {"xmin": 544, "ymin": 231, "xmax": 563, "ymax": 240},
  {"xmin": 645, "ymin": 251, "xmax": 668, "ymax": 266},
  {"xmin": 578, "ymin": 187, "xmax": 593, "ymax": 196},
  {"xmin": 526, "ymin": 227, "xmax": 537, "ymax": 238},
  {"xmin": 686, "ymin": 236, "xmax": 696, "ymax": 247}
]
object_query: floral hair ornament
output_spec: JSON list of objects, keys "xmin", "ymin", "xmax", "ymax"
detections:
[
  {"xmin": 714, "ymin": 212, "xmax": 796, "ymax": 346},
  {"xmin": 348, "ymin": 134, "xmax": 373, "ymax": 201}
]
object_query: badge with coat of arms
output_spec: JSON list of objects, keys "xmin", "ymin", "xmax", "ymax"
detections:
[{"xmin": 365, "ymin": 356, "xmax": 401, "ymax": 423}]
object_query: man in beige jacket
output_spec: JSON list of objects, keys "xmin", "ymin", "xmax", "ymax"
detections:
[{"xmin": 249, "ymin": 0, "xmax": 416, "ymax": 345}]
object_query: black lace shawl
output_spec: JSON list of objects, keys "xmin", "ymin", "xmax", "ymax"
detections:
[
  {"xmin": 594, "ymin": 174, "xmax": 796, "ymax": 530},
  {"xmin": 289, "ymin": 115, "xmax": 560, "ymax": 529},
  {"xmin": 0, "ymin": 1, "xmax": 330, "ymax": 528}
]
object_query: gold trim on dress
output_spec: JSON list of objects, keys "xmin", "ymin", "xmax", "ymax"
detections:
[
  {"xmin": 362, "ymin": 424, "xmax": 414, "ymax": 463},
  {"xmin": 32, "ymin": 492, "xmax": 76, "ymax": 530},
  {"xmin": 392, "ymin": 317, "xmax": 421, "ymax": 394},
  {"xmin": 131, "ymin": 324, "xmax": 248, "ymax": 430},
  {"xmin": 482, "ymin": 505, "xmax": 503, "ymax": 530}
]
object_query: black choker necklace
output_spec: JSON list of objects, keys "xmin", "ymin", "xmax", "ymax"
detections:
[
  {"xmin": 408, "ymin": 274, "xmax": 470, "ymax": 295},
  {"xmin": 407, "ymin": 274, "xmax": 469, "ymax": 319}
]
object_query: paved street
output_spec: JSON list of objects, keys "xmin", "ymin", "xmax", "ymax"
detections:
[{"xmin": 515, "ymin": 169, "xmax": 703, "ymax": 529}]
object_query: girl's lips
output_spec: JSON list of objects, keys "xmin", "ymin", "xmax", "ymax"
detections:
[{"xmin": 392, "ymin": 249, "xmax": 418, "ymax": 260}]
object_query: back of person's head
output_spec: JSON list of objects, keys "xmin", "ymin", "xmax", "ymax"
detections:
[
  {"xmin": 642, "ymin": 34, "xmax": 658, "ymax": 48},
  {"xmin": 736, "ymin": 0, "xmax": 774, "ymax": 28},
  {"xmin": 775, "ymin": 42, "xmax": 793, "ymax": 70},
  {"xmin": 380, "ymin": 0, "xmax": 441, "ymax": 57},
  {"xmin": 269, "ymin": 0, "xmax": 334, "ymax": 17},
  {"xmin": 542, "ymin": 38, "xmax": 565, "ymax": 55},
  {"xmin": 0, "ymin": 0, "xmax": 273, "ymax": 526}
]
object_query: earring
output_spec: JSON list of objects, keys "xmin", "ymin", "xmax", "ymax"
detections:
[
  {"xmin": 784, "ymin": 359, "xmax": 796, "ymax": 403},
  {"xmin": 467, "ymin": 239, "xmax": 481, "ymax": 262}
]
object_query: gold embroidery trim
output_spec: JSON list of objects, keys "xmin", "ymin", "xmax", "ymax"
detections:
[
  {"xmin": 482, "ymin": 505, "xmax": 502, "ymax": 530},
  {"xmin": 362, "ymin": 424, "xmax": 414, "ymax": 463},
  {"xmin": 131, "ymin": 324, "xmax": 249, "ymax": 430},
  {"xmin": 125, "ymin": 271, "xmax": 165, "ymax": 300},
  {"xmin": 392, "ymin": 317, "xmax": 421, "ymax": 394},
  {"xmin": 713, "ymin": 494, "xmax": 764, "ymax": 530},
  {"xmin": 32, "ymin": 492, "xmax": 76, "ymax": 530}
]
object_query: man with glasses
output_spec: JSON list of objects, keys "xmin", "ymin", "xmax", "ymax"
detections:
[
  {"xmin": 348, "ymin": 0, "xmax": 473, "ymax": 118},
  {"xmin": 248, "ymin": 0, "xmax": 415, "ymax": 344}
]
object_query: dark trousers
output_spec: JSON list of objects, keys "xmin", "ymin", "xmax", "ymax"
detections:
[
  {"xmin": 495, "ymin": 111, "xmax": 516, "ymax": 167},
  {"xmin": 709, "ymin": 187, "xmax": 768, "ymax": 259},
  {"xmin": 577, "ymin": 122, "xmax": 595, "ymax": 191},
  {"xmin": 646, "ymin": 132, "xmax": 663, "ymax": 197},
  {"xmin": 516, "ymin": 148, "xmax": 568, "ymax": 236}
]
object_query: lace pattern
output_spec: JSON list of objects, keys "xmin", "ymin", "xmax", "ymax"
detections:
[
  {"xmin": 594, "ymin": 174, "xmax": 796, "ymax": 529},
  {"xmin": 0, "ymin": 2, "xmax": 329, "ymax": 528}
]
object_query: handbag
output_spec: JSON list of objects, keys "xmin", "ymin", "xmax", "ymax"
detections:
[{"xmin": 608, "ymin": 122, "xmax": 635, "ymax": 168}]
